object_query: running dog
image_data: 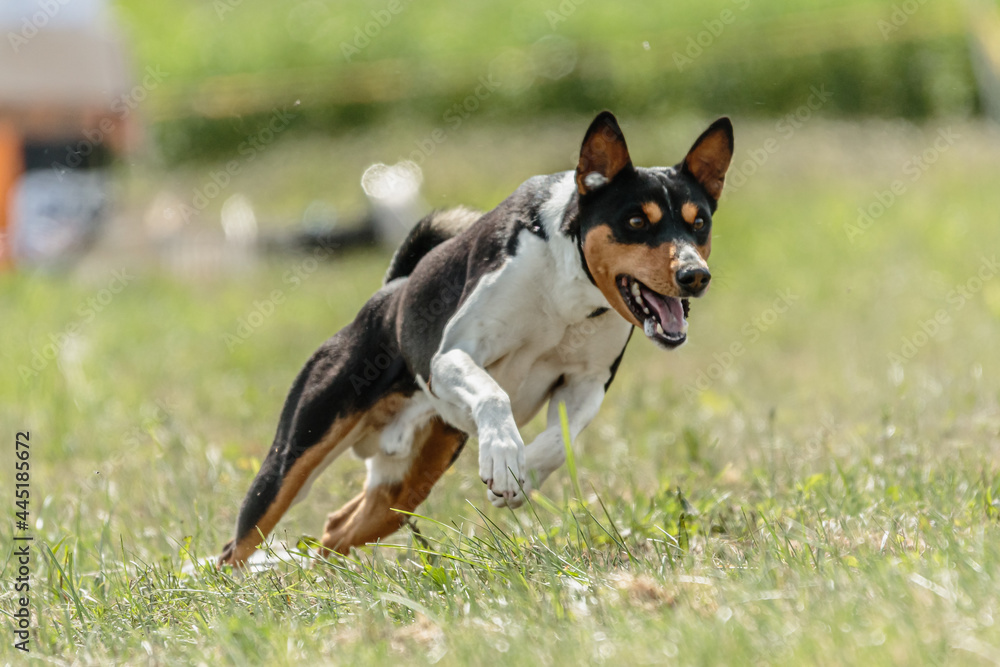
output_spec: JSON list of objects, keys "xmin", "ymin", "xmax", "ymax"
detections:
[{"xmin": 219, "ymin": 111, "xmax": 734, "ymax": 566}]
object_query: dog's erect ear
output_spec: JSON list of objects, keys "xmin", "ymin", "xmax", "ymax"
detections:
[
  {"xmin": 681, "ymin": 117, "xmax": 734, "ymax": 201},
  {"xmin": 576, "ymin": 111, "xmax": 633, "ymax": 195}
]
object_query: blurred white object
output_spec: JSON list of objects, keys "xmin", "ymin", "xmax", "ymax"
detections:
[
  {"xmin": 220, "ymin": 193, "xmax": 258, "ymax": 272},
  {"xmin": 0, "ymin": 0, "xmax": 131, "ymax": 139},
  {"xmin": 0, "ymin": 0, "xmax": 114, "ymax": 30},
  {"xmin": 221, "ymin": 193, "xmax": 258, "ymax": 246},
  {"xmin": 9, "ymin": 168, "xmax": 108, "ymax": 265},
  {"xmin": 182, "ymin": 541, "xmax": 312, "ymax": 577},
  {"xmin": 360, "ymin": 160, "xmax": 425, "ymax": 248}
]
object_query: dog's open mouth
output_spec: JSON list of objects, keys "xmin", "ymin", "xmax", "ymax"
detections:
[{"xmin": 617, "ymin": 275, "xmax": 690, "ymax": 348}]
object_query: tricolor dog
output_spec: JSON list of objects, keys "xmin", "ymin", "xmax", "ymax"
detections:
[{"xmin": 219, "ymin": 111, "xmax": 734, "ymax": 567}]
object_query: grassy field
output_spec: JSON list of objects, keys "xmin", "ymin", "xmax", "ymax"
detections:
[{"xmin": 3, "ymin": 117, "xmax": 1000, "ymax": 664}]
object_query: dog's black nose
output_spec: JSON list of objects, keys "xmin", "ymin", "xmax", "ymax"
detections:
[{"xmin": 676, "ymin": 266, "xmax": 711, "ymax": 292}]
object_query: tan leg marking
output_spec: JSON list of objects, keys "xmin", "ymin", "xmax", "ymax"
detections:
[
  {"xmin": 321, "ymin": 418, "xmax": 465, "ymax": 556},
  {"xmin": 223, "ymin": 414, "xmax": 363, "ymax": 566}
]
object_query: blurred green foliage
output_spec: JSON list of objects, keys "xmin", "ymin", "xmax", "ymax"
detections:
[{"xmin": 110, "ymin": 0, "xmax": 981, "ymax": 162}]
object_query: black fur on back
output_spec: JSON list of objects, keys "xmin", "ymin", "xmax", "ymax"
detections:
[{"xmin": 384, "ymin": 207, "xmax": 482, "ymax": 283}]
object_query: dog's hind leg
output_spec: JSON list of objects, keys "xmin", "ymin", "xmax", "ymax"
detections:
[
  {"xmin": 217, "ymin": 412, "xmax": 363, "ymax": 567},
  {"xmin": 218, "ymin": 279, "xmax": 422, "ymax": 568},
  {"xmin": 321, "ymin": 417, "xmax": 467, "ymax": 555},
  {"xmin": 217, "ymin": 329, "xmax": 383, "ymax": 568}
]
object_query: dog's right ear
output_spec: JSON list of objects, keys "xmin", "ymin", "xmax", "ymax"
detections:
[{"xmin": 576, "ymin": 111, "xmax": 633, "ymax": 195}]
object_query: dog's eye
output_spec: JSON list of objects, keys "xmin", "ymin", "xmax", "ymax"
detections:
[
  {"xmin": 692, "ymin": 217, "xmax": 705, "ymax": 231},
  {"xmin": 628, "ymin": 215, "xmax": 646, "ymax": 229}
]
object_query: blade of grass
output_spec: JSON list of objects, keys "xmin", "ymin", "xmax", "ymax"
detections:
[{"xmin": 559, "ymin": 401, "xmax": 584, "ymax": 504}]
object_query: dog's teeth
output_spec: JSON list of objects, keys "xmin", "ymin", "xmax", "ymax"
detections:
[
  {"xmin": 630, "ymin": 282, "xmax": 641, "ymax": 298},
  {"xmin": 642, "ymin": 305, "xmax": 649, "ymax": 314},
  {"xmin": 655, "ymin": 322, "xmax": 664, "ymax": 336}
]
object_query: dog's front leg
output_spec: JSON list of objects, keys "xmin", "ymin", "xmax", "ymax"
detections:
[
  {"xmin": 489, "ymin": 376, "xmax": 605, "ymax": 508},
  {"xmin": 429, "ymin": 347, "xmax": 526, "ymax": 501}
]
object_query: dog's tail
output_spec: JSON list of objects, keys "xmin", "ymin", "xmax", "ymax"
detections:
[{"xmin": 384, "ymin": 207, "xmax": 481, "ymax": 283}]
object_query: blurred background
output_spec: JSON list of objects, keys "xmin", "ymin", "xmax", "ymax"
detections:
[
  {"xmin": 2, "ymin": 0, "xmax": 1000, "ymax": 577},
  {"xmin": 6, "ymin": 3, "xmax": 1000, "ymax": 661},
  {"xmin": 1, "ymin": 0, "xmax": 998, "ymax": 271}
]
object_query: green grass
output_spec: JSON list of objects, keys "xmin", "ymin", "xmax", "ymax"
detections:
[{"xmin": 3, "ymin": 118, "xmax": 1000, "ymax": 664}]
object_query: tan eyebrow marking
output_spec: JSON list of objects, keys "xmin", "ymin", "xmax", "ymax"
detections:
[
  {"xmin": 641, "ymin": 201, "xmax": 663, "ymax": 224},
  {"xmin": 681, "ymin": 202, "xmax": 699, "ymax": 225}
]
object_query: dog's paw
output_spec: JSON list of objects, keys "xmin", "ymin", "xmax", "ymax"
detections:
[
  {"xmin": 217, "ymin": 539, "xmax": 236, "ymax": 569},
  {"xmin": 479, "ymin": 437, "xmax": 525, "ymax": 502},
  {"xmin": 488, "ymin": 476, "xmax": 532, "ymax": 508}
]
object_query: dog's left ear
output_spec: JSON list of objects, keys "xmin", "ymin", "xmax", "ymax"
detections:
[
  {"xmin": 576, "ymin": 111, "xmax": 633, "ymax": 195},
  {"xmin": 681, "ymin": 117, "xmax": 734, "ymax": 201}
]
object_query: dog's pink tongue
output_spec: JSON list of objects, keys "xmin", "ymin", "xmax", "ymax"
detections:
[{"xmin": 639, "ymin": 285, "xmax": 685, "ymax": 334}]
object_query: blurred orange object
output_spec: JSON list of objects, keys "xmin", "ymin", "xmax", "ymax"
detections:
[{"xmin": 0, "ymin": 121, "xmax": 23, "ymax": 270}]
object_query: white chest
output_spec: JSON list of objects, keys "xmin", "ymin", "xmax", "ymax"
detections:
[{"xmin": 438, "ymin": 231, "xmax": 631, "ymax": 425}]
